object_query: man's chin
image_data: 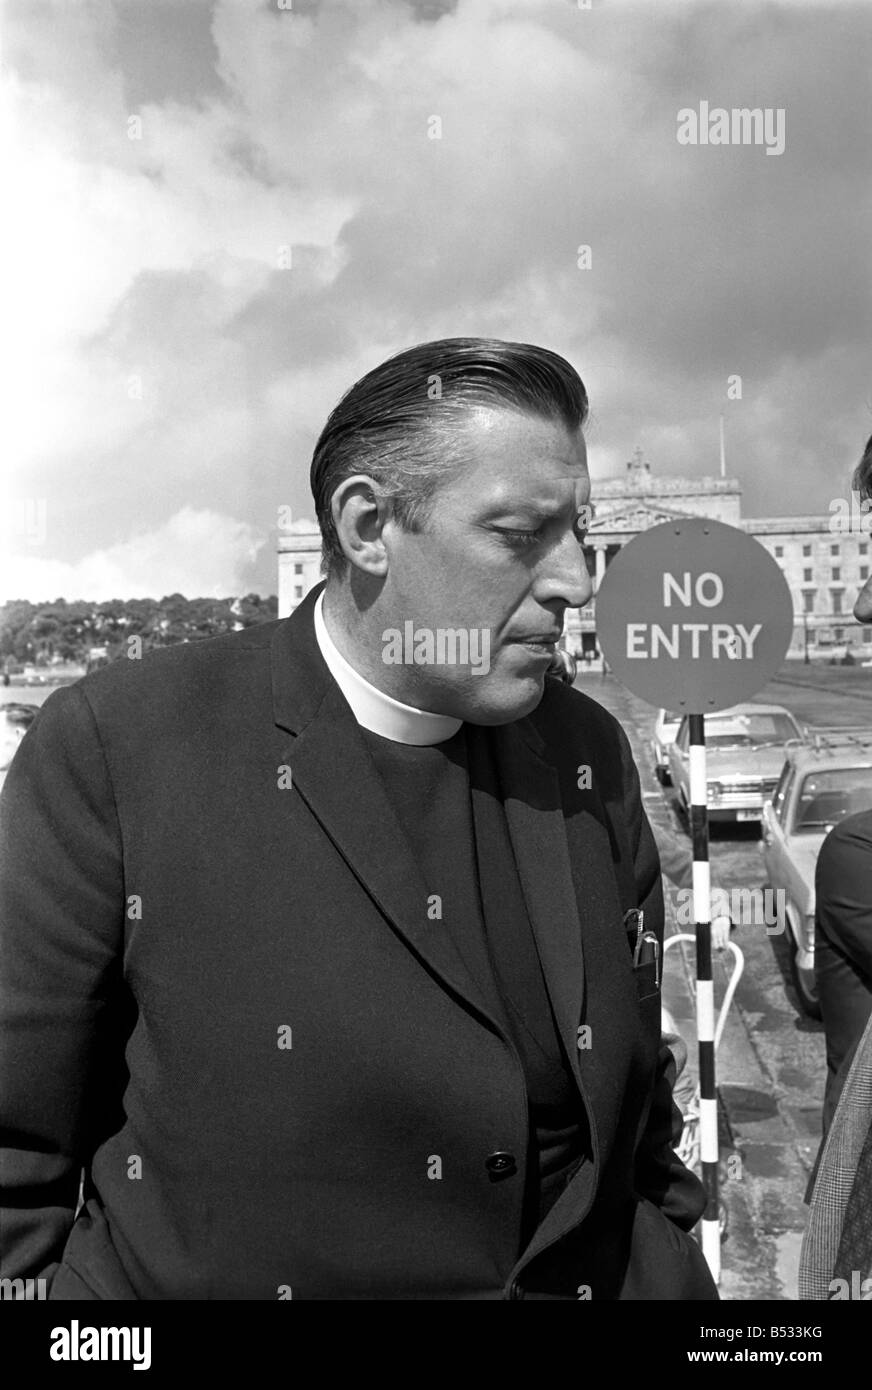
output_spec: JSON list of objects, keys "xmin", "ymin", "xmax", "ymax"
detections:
[{"xmin": 459, "ymin": 674, "xmax": 547, "ymax": 726}]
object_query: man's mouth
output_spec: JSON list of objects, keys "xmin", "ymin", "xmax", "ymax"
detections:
[{"xmin": 511, "ymin": 634, "xmax": 560, "ymax": 657}]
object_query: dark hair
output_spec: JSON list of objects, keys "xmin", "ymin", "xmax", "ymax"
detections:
[
  {"xmin": 853, "ymin": 432, "xmax": 872, "ymax": 502},
  {"xmin": 309, "ymin": 337, "xmax": 589, "ymax": 575}
]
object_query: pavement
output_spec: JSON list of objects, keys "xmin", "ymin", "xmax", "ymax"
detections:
[
  {"xmin": 659, "ymin": 919, "xmax": 809, "ymax": 1300},
  {"xmin": 579, "ymin": 668, "xmax": 823, "ymax": 1301}
]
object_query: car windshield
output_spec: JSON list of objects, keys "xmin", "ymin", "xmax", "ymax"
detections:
[
  {"xmin": 791, "ymin": 767, "xmax": 872, "ymax": 832},
  {"xmin": 705, "ymin": 713, "xmax": 798, "ymax": 750}
]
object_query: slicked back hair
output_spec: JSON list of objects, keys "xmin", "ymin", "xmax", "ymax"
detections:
[
  {"xmin": 309, "ymin": 337, "xmax": 589, "ymax": 576},
  {"xmin": 853, "ymin": 432, "xmax": 872, "ymax": 502}
]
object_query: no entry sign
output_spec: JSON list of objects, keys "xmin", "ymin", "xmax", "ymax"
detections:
[{"xmin": 595, "ymin": 518, "xmax": 794, "ymax": 712}]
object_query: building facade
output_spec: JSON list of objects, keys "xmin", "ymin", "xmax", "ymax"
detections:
[
  {"xmin": 567, "ymin": 449, "xmax": 871, "ymax": 662},
  {"xmin": 277, "ymin": 450, "xmax": 872, "ymax": 661},
  {"xmin": 277, "ymin": 517, "xmax": 323, "ymax": 619}
]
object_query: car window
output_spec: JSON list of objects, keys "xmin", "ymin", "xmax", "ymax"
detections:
[
  {"xmin": 704, "ymin": 712, "xmax": 800, "ymax": 750},
  {"xmin": 791, "ymin": 766, "xmax": 872, "ymax": 832},
  {"xmin": 674, "ymin": 718, "xmax": 689, "ymax": 752}
]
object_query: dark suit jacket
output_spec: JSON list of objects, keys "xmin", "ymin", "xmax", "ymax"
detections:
[
  {"xmin": 814, "ymin": 810, "xmax": 872, "ymax": 1130},
  {"xmin": 0, "ymin": 583, "xmax": 713, "ymax": 1300}
]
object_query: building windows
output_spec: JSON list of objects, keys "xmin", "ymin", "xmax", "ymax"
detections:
[
  {"xmin": 294, "ymin": 563, "xmax": 303, "ymax": 575},
  {"xmin": 832, "ymin": 590, "xmax": 843, "ymax": 615},
  {"xmin": 802, "ymin": 590, "xmax": 815, "ymax": 613},
  {"xmin": 834, "ymin": 627, "xmax": 845, "ymax": 642},
  {"xmin": 861, "ymin": 566, "xmax": 870, "ymax": 580},
  {"xmin": 774, "ymin": 545, "xmax": 783, "ymax": 557},
  {"xmin": 831, "ymin": 544, "xmax": 840, "ymax": 556},
  {"xmin": 803, "ymin": 568, "xmax": 813, "ymax": 583},
  {"xmin": 832, "ymin": 567, "xmax": 841, "ymax": 582},
  {"xmin": 861, "ymin": 543, "xmax": 869, "ymax": 556},
  {"xmin": 294, "ymin": 585, "xmax": 303, "ymax": 599},
  {"xmin": 863, "ymin": 629, "xmax": 872, "ymax": 645},
  {"xmin": 802, "ymin": 544, "xmax": 812, "ymax": 557}
]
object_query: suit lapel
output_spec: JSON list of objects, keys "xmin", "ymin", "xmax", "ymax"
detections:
[
  {"xmin": 490, "ymin": 718, "xmax": 588, "ymax": 1087},
  {"xmin": 491, "ymin": 710, "xmax": 654, "ymax": 1276},
  {"xmin": 489, "ymin": 715, "xmax": 617, "ymax": 1266},
  {"xmin": 270, "ymin": 588, "xmax": 501, "ymax": 1027}
]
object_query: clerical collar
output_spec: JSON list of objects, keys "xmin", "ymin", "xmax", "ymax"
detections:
[{"xmin": 313, "ymin": 591, "xmax": 463, "ymax": 746}]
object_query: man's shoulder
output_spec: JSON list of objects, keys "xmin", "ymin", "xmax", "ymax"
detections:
[{"xmin": 47, "ymin": 621, "xmax": 283, "ymax": 719}]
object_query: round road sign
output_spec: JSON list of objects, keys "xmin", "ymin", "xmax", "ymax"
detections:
[{"xmin": 594, "ymin": 518, "xmax": 794, "ymax": 712}]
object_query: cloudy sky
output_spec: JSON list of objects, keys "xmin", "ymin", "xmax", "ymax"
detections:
[{"xmin": 3, "ymin": 0, "xmax": 870, "ymax": 601}]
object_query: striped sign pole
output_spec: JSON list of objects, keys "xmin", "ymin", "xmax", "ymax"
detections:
[
  {"xmin": 688, "ymin": 712, "xmax": 720, "ymax": 1283},
  {"xmin": 593, "ymin": 518, "xmax": 795, "ymax": 1288}
]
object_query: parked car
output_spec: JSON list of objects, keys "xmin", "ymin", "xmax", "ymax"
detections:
[
  {"xmin": 666, "ymin": 703, "xmax": 805, "ymax": 823},
  {"xmin": 651, "ymin": 708, "xmax": 683, "ymax": 785},
  {"xmin": 761, "ymin": 729, "xmax": 872, "ymax": 1018}
]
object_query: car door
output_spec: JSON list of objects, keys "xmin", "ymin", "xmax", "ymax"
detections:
[
  {"xmin": 762, "ymin": 763, "xmax": 794, "ymax": 915},
  {"xmin": 667, "ymin": 717, "xmax": 690, "ymax": 807}
]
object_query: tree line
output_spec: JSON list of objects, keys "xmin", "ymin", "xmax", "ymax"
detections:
[{"xmin": 1, "ymin": 594, "xmax": 279, "ymax": 669}]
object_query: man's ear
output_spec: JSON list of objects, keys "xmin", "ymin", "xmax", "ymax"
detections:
[{"xmin": 330, "ymin": 474, "xmax": 391, "ymax": 577}]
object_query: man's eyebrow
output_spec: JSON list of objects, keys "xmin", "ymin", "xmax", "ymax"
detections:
[{"xmin": 479, "ymin": 497, "xmax": 589, "ymax": 520}]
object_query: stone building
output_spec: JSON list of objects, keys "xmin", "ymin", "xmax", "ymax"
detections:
[
  {"xmin": 277, "ymin": 516, "xmax": 323, "ymax": 618},
  {"xmin": 568, "ymin": 448, "xmax": 871, "ymax": 663},
  {"xmin": 277, "ymin": 450, "xmax": 872, "ymax": 662}
]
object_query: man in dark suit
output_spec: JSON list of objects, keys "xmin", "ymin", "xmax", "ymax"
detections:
[
  {"xmin": 814, "ymin": 810, "xmax": 872, "ymax": 1131},
  {"xmin": 802, "ymin": 434, "xmax": 872, "ymax": 1295},
  {"xmin": 0, "ymin": 337, "xmax": 714, "ymax": 1301}
]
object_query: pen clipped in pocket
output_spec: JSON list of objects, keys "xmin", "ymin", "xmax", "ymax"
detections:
[{"xmin": 632, "ymin": 918, "xmax": 661, "ymax": 1002}]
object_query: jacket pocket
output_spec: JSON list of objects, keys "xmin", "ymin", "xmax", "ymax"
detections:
[
  {"xmin": 51, "ymin": 1198, "xmax": 139, "ymax": 1301},
  {"xmin": 618, "ymin": 1196, "xmax": 719, "ymax": 1301}
]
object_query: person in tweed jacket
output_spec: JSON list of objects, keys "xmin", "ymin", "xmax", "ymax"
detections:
[{"xmin": 800, "ymin": 1009, "xmax": 872, "ymax": 1299}]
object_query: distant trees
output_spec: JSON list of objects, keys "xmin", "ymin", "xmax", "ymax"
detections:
[{"xmin": 0, "ymin": 594, "xmax": 279, "ymax": 669}]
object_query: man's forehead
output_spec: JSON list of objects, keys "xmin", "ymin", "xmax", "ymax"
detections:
[
  {"xmin": 465, "ymin": 405, "xmax": 585, "ymax": 452},
  {"xmin": 458, "ymin": 407, "xmax": 590, "ymax": 500}
]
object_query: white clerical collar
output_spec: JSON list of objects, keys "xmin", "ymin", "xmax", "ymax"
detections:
[{"xmin": 313, "ymin": 590, "xmax": 463, "ymax": 746}]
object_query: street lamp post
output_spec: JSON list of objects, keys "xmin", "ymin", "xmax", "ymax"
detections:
[{"xmin": 802, "ymin": 611, "xmax": 810, "ymax": 664}]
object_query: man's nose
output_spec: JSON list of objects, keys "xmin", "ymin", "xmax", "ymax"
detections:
[
  {"xmin": 854, "ymin": 575, "xmax": 872, "ymax": 624},
  {"xmin": 536, "ymin": 532, "xmax": 594, "ymax": 610}
]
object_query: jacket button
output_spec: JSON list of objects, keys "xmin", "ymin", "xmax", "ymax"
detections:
[{"xmin": 485, "ymin": 1150, "xmax": 517, "ymax": 1180}]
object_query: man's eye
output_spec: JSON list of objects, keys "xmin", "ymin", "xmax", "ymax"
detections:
[{"xmin": 495, "ymin": 527, "xmax": 542, "ymax": 547}]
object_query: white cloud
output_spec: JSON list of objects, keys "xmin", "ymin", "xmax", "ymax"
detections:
[{"xmin": 0, "ymin": 507, "xmax": 265, "ymax": 602}]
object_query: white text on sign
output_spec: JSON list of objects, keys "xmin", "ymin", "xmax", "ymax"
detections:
[{"xmin": 625, "ymin": 570, "xmax": 762, "ymax": 660}]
